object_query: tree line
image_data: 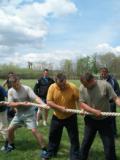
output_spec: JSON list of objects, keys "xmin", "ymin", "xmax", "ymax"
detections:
[
  {"xmin": 61, "ymin": 52, "xmax": 120, "ymax": 79},
  {"xmin": 0, "ymin": 52, "xmax": 120, "ymax": 79}
]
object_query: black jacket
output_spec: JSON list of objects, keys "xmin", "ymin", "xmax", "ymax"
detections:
[
  {"xmin": 34, "ymin": 77, "xmax": 54, "ymax": 99},
  {"xmin": 107, "ymin": 75, "xmax": 120, "ymax": 96},
  {"xmin": 0, "ymin": 86, "xmax": 7, "ymax": 112}
]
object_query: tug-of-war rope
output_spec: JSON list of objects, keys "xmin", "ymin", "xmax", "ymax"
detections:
[
  {"xmin": 0, "ymin": 101, "xmax": 120, "ymax": 117},
  {"xmin": 66, "ymin": 108, "xmax": 120, "ymax": 117}
]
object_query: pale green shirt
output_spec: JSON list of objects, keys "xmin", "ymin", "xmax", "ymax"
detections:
[{"xmin": 79, "ymin": 80, "xmax": 117, "ymax": 119}]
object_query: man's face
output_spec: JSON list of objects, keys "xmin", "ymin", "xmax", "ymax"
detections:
[
  {"xmin": 100, "ymin": 69, "xmax": 108, "ymax": 79},
  {"xmin": 56, "ymin": 79, "xmax": 67, "ymax": 90},
  {"xmin": 43, "ymin": 71, "xmax": 48, "ymax": 77},
  {"xmin": 11, "ymin": 80, "xmax": 20, "ymax": 90},
  {"xmin": 81, "ymin": 79, "xmax": 96, "ymax": 89}
]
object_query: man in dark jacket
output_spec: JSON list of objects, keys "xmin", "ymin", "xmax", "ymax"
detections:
[
  {"xmin": 0, "ymin": 85, "xmax": 8, "ymax": 151},
  {"xmin": 34, "ymin": 69, "xmax": 54, "ymax": 126},
  {"xmin": 2, "ymin": 72, "xmax": 16, "ymax": 121},
  {"xmin": 100, "ymin": 67, "xmax": 120, "ymax": 137}
]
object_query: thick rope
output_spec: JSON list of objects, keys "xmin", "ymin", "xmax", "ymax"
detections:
[
  {"xmin": 0, "ymin": 101, "xmax": 120, "ymax": 116},
  {"xmin": 66, "ymin": 109, "xmax": 120, "ymax": 117}
]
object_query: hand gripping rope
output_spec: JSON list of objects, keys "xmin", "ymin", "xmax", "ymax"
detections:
[
  {"xmin": 0, "ymin": 101, "xmax": 120, "ymax": 116},
  {"xmin": 65, "ymin": 109, "xmax": 120, "ymax": 117}
]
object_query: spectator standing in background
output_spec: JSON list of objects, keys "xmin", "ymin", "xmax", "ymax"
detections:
[
  {"xmin": 100, "ymin": 67, "xmax": 120, "ymax": 137},
  {"xmin": 2, "ymin": 72, "xmax": 16, "ymax": 121},
  {"xmin": 3, "ymin": 72, "xmax": 14, "ymax": 90},
  {"xmin": 34, "ymin": 69, "xmax": 54, "ymax": 126},
  {"xmin": 0, "ymin": 85, "xmax": 8, "ymax": 151}
]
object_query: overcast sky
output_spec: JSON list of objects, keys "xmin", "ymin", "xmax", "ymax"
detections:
[{"xmin": 0, "ymin": 0, "xmax": 120, "ymax": 67}]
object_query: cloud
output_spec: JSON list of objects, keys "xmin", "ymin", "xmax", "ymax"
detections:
[
  {"xmin": 0, "ymin": 49, "xmax": 82, "ymax": 68},
  {"xmin": 96, "ymin": 43, "xmax": 120, "ymax": 55},
  {"xmin": 0, "ymin": 0, "xmax": 77, "ymax": 61},
  {"xmin": 45, "ymin": 0, "xmax": 77, "ymax": 17}
]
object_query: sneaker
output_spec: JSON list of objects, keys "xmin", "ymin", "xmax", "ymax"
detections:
[
  {"xmin": 1, "ymin": 140, "xmax": 8, "ymax": 151},
  {"xmin": 43, "ymin": 121, "xmax": 47, "ymax": 126},
  {"xmin": 5, "ymin": 144, "xmax": 15, "ymax": 153},
  {"xmin": 1, "ymin": 146, "xmax": 6, "ymax": 151},
  {"xmin": 41, "ymin": 149, "xmax": 56, "ymax": 160},
  {"xmin": 41, "ymin": 149, "xmax": 50, "ymax": 160}
]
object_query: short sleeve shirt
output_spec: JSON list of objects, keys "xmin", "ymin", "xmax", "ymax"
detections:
[
  {"xmin": 79, "ymin": 80, "xmax": 117, "ymax": 119},
  {"xmin": 47, "ymin": 82, "xmax": 79, "ymax": 119},
  {"xmin": 8, "ymin": 85, "xmax": 37, "ymax": 116}
]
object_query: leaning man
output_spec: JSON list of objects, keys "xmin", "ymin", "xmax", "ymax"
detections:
[
  {"xmin": 3, "ymin": 74, "xmax": 47, "ymax": 153},
  {"xmin": 41, "ymin": 73, "xmax": 80, "ymax": 160}
]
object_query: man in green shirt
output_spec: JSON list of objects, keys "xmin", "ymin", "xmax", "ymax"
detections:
[{"xmin": 79, "ymin": 72, "xmax": 120, "ymax": 160}]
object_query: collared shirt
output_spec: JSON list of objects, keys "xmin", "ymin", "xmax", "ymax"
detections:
[{"xmin": 47, "ymin": 82, "xmax": 79, "ymax": 119}]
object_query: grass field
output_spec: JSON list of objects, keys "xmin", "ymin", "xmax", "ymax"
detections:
[{"xmin": 0, "ymin": 79, "xmax": 120, "ymax": 160}]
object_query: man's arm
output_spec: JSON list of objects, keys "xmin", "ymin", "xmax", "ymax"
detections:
[
  {"xmin": 2, "ymin": 80, "xmax": 7, "ymax": 88},
  {"xmin": 113, "ymin": 96, "xmax": 120, "ymax": 106},
  {"xmin": 47, "ymin": 100, "xmax": 66, "ymax": 112},
  {"xmin": 80, "ymin": 102, "xmax": 101, "ymax": 116},
  {"xmin": 0, "ymin": 101, "xmax": 32, "ymax": 108},
  {"xmin": 35, "ymin": 96, "xmax": 45, "ymax": 105}
]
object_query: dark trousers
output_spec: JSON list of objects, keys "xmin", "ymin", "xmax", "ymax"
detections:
[
  {"xmin": 47, "ymin": 114, "xmax": 80, "ymax": 160},
  {"xmin": 81, "ymin": 116, "xmax": 116, "ymax": 160},
  {"xmin": 110, "ymin": 102, "xmax": 117, "ymax": 136}
]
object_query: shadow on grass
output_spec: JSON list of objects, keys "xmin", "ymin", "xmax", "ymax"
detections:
[
  {"xmin": 15, "ymin": 139, "xmax": 39, "ymax": 151},
  {"xmin": 51, "ymin": 149, "xmax": 105, "ymax": 160}
]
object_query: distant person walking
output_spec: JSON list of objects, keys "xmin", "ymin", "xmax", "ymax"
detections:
[
  {"xmin": 100, "ymin": 67, "xmax": 120, "ymax": 137},
  {"xmin": 34, "ymin": 69, "xmax": 54, "ymax": 126}
]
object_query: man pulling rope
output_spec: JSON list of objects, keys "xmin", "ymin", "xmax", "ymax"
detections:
[{"xmin": 1, "ymin": 101, "xmax": 120, "ymax": 116}]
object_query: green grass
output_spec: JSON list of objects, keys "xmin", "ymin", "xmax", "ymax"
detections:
[{"xmin": 0, "ymin": 79, "xmax": 120, "ymax": 160}]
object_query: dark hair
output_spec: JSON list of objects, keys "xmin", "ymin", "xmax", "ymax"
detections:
[
  {"xmin": 100, "ymin": 67, "xmax": 109, "ymax": 72},
  {"xmin": 8, "ymin": 72, "xmax": 14, "ymax": 75},
  {"xmin": 55, "ymin": 73, "xmax": 66, "ymax": 82},
  {"xmin": 80, "ymin": 72, "xmax": 94, "ymax": 82},
  {"xmin": 8, "ymin": 75, "xmax": 19, "ymax": 83},
  {"xmin": 44, "ymin": 69, "xmax": 49, "ymax": 72},
  {"xmin": 7, "ymin": 72, "xmax": 15, "ymax": 78}
]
